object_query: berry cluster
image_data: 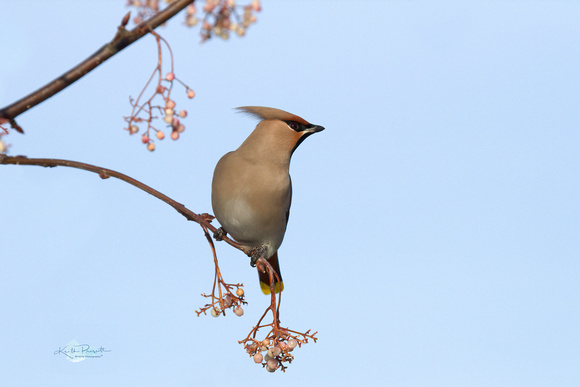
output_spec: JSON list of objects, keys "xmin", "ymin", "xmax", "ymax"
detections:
[
  {"xmin": 126, "ymin": 70, "xmax": 194, "ymax": 151},
  {"xmin": 185, "ymin": 0, "xmax": 261, "ymax": 42},
  {"xmin": 124, "ymin": 27, "xmax": 195, "ymax": 151},
  {"xmin": 127, "ymin": 0, "xmax": 261, "ymax": 42},
  {"xmin": 243, "ymin": 331, "xmax": 313, "ymax": 373},
  {"xmin": 198, "ymin": 286, "xmax": 247, "ymax": 318}
]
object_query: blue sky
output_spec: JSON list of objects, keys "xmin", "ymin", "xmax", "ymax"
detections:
[{"xmin": 1, "ymin": 1, "xmax": 579, "ymax": 385}]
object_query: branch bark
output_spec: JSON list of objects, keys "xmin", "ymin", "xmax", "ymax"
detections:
[
  {"xmin": 0, "ymin": 0, "xmax": 195, "ymax": 134},
  {"xmin": 0, "ymin": 153, "xmax": 251, "ymax": 256}
]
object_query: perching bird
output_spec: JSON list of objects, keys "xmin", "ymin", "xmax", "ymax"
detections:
[{"xmin": 211, "ymin": 106, "xmax": 324, "ymax": 294}]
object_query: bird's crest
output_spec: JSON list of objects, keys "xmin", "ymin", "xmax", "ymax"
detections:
[{"xmin": 236, "ymin": 106, "xmax": 310, "ymax": 125}]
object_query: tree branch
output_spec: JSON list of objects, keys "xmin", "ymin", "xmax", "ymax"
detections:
[
  {"xmin": 0, "ymin": 153, "xmax": 251, "ymax": 256},
  {"xmin": 0, "ymin": 0, "xmax": 195, "ymax": 134}
]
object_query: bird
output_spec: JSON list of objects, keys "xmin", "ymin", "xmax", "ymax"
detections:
[{"xmin": 211, "ymin": 106, "xmax": 324, "ymax": 294}]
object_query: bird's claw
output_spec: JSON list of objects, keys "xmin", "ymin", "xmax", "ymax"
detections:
[
  {"xmin": 213, "ymin": 227, "xmax": 227, "ymax": 241},
  {"xmin": 249, "ymin": 246, "xmax": 266, "ymax": 267}
]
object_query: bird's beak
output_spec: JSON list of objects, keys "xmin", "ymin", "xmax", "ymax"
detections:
[
  {"xmin": 292, "ymin": 124, "xmax": 325, "ymax": 155},
  {"xmin": 306, "ymin": 124, "xmax": 325, "ymax": 134}
]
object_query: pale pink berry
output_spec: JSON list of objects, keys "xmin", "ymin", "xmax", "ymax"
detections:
[
  {"xmin": 156, "ymin": 85, "xmax": 166, "ymax": 94},
  {"xmin": 165, "ymin": 99, "xmax": 176, "ymax": 109},
  {"xmin": 178, "ymin": 110, "xmax": 187, "ymax": 118},
  {"xmin": 163, "ymin": 115, "xmax": 173, "ymax": 124},
  {"xmin": 186, "ymin": 4, "xmax": 196, "ymax": 15},
  {"xmin": 141, "ymin": 134, "xmax": 149, "ymax": 144},
  {"xmin": 253, "ymin": 352, "xmax": 263, "ymax": 363},
  {"xmin": 170, "ymin": 131, "xmax": 179, "ymax": 140},
  {"xmin": 266, "ymin": 358, "xmax": 279, "ymax": 370},
  {"xmin": 234, "ymin": 306, "xmax": 244, "ymax": 316},
  {"xmin": 287, "ymin": 338, "xmax": 297, "ymax": 350},
  {"xmin": 147, "ymin": 142, "xmax": 155, "ymax": 151},
  {"xmin": 165, "ymin": 108, "xmax": 174, "ymax": 116},
  {"xmin": 156, "ymin": 131, "xmax": 165, "ymax": 140},
  {"xmin": 270, "ymin": 346, "xmax": 281, "ymax": 357},
  {"xmin": 210, "ymin": 308, "xmax": 220, "ymax": 317},
  {"xmin": 172, "ymin": 117, "xmax": 180, "ymax": 127},
  {"xmin": 236, "ymin": 27, "xmax": 246, "ymax": 37},
  {"xmin": 236, "ymin": 288, "xmax": 244, "ymax": 297},
  {"xmin": 186, "ymin": 16, "xmax": 198, "ymax": 27},
  {"xmin": 177, "ymin": 124, "xmax": 185, "ymax": 133},
  {"xmin": 165, "ymin": 72, "xmax": 175, "ymax": 81},
  {"xmin": 267, "ymin": 346, "xmax": 281, "ymax": 358},
  {"xmin": 266, "ymin": 365, "xmax": 275, "ymax": 373},
  {"xmin": 130, "ymin": 125, "xmax": 139, "ymax": 134},
  {"xmin": 279, "ymin": 341, "xmax": 288, "ymax": 352},
  {"xmin": 251, "ymin": 0, "xmax": 261, "ymax": 12},
  {"xmin": 187, "ymin": 90, "xmax": 195, "ymax": 99},
  {"xmin": 262, "ymin": 338, "xmax": 270, "ymax": 347}
]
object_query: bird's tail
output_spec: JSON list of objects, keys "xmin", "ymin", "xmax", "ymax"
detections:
[{"xmin": 258, "ymin": 252, "xmax": 284, "ymax": 294}]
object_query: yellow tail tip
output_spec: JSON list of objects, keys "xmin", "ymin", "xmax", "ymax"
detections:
[{"xmin": 260, "ymin": 281, "xmax": 284, "ymax": 295}]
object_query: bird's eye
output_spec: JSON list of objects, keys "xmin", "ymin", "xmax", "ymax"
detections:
[{"xmin": 288, "ymin": 122, "xmax": 300, "ymax": 131}]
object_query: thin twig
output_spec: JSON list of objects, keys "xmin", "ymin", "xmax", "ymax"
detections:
[{"xmin": 0, "ymin": 0, "xmax": 195, "ymax": 133}]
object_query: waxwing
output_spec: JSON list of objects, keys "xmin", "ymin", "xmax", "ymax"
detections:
[{"xmin": 211, "ymin": 106, "xmax": 324, "ymax": 294}]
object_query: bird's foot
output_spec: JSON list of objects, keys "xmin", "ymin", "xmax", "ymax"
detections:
[
  {"xmin": 249, "ymin": 246, "xmax": 267, "ymax": 267},
  {"xmin": 213, "ymin": 227, "xmax": 227, "ymax": 241}
]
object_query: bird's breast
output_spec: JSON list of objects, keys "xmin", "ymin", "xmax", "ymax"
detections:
[{"xmin": 211, "ymin": 157, "xmax": 291, "ymax": 255}]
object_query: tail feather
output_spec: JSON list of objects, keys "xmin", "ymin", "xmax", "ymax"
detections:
[{"xmin": 258, "ymin": 252, "xmax": 284, "ymax": 295}]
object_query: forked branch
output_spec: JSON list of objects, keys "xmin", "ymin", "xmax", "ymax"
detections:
[{"xmin": 0, "ymin": 0, "xmax": 195, "ymax": 133}]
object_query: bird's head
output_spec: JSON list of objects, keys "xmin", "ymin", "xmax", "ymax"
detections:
[{"xmin": 236, "ymin": 106, "xmax": 324, "ymax": 157}]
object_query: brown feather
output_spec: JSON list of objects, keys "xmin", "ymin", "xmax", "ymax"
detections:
[{"xmin": 236, "ymin": 106, "xmax": 310, "ymax": 125}]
